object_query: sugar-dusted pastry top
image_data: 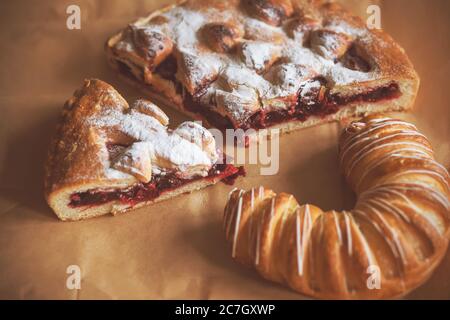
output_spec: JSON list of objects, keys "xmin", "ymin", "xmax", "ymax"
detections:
[
  {"xmin": 108, "ymin": 0, "xmax": 418, "ymax": 127},
  {"xmin": 45, "ymin": 79, "xmax": 219, "ymax": 195}
]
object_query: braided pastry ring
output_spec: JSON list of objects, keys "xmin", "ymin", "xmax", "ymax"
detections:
[{"xmin": 223, "ymin": 116, "xmax": 449, "ymax": 299}]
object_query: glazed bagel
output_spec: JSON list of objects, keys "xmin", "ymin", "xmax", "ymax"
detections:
[{"xmin": 223, "ymin": 116, "xmax": 450, "ymax": 299}]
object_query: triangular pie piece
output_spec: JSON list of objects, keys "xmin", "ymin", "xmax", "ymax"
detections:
[
  {"xmin": 106, "ymin": 0, "xmax": 419, "ymax": 136},
  {"xmin": 45, "ymin": 79, "xmax": 244, "ymax": 221}
]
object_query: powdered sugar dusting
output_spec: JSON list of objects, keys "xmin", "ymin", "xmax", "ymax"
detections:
[
  {"xmin": 87, "ymin": 104, "xmax": 217, "ymax": 180},
  {"xmin": 168, "ymin": 7, "xmax": 205, "ymax": 50}
]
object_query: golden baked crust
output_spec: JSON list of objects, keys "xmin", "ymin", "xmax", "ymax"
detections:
[
  {"xmin": 106, "ymin": 0, "xmax": 419, "ymax": 135},
  {"xmin": 223, "ymin": 116, "xmax": 449, "ymax": 299},
  {"xmin": 45, "ymin": 79, "xmax": 242, "ymax": 221}
]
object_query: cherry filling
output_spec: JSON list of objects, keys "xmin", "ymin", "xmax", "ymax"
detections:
[
  {"xmin": 69, "ymin": 162, "xmax": 245, "ymax": 208},
  {"xmin": 117, "ymin": 55, "xmax": 401, "ymax": 131}
]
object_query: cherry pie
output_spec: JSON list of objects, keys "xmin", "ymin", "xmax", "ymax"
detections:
[
  {"xmin": 45, "ymin": 79, "xmax": 244, "ymax": 221},
  {"xmin": 106, "ymin": 0, "xmax": 419, "ymax": 137}
]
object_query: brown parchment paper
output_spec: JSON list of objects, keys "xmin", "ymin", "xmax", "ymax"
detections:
[{"xmin": 0, "ymin": 0, "xmax": 449, "ymax": 300}]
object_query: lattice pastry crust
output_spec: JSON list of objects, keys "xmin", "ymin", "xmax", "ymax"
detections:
[{"xmin": 224, "ymin": 116, "xmax": 449, "ymax": 299}]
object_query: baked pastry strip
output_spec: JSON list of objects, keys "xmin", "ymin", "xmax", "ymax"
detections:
[
  {"xmin": 106, "ymin": 0, "xmax": 419, "ymax": 138},
  {"xmin": 45, "ymin": 79, "xmax": 244, "ymax": 221}
]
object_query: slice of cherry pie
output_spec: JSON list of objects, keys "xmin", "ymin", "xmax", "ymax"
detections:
[
  {"xmin": 45, "ymin": 79, "xmax": 244, "ymax": 221},
  {"xmin": 106, "ymin": 0, "xmax": 419, "ymax": 137}
]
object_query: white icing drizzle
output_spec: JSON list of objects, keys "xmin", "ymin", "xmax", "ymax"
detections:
[
  {"xmin": 355, "ymin": 209, "xmax": 401, "ymax": 265},
  {"xmin": 348, "ymin": 142, "xmax": 432, "ymax": 177},
  {"xmin": 389, "ymin": 169, "xmax": 449, "ymax": 190},
  {"xmin": 351, "ymin": 215, "xmax": 376, "ymax": 266},
  {"xmin": 223, "ymin": 114, "xmax": 448, "ymax": 295},
  {"xmin": 295, "ymin": 208, "xmax": 302, "ymax": 275},
  {"xmin": 270, "ymin": 197, "xmax": 275, "ymax": 218},
  {"xmin": 355, "ymin": 153, "xmax": 441, "ymax": 190},
  {"xmin": 258, "ymin": 186, "xmax": 265, "ymax": 199},
  {"xmin": 240, "ymin": 41, "xmax": 281, "ymax": 73},
  {"xmin": 247, "ymin": 188, "xmax": 255, "ymax": 257},
  {"xmin": 340, "ymin": 131, "xmax": 429, "ymax": 166},
  {"xmin": 231, "ymin": 195, "xmax": 243, "ymax": 258},
  {"xmin": 223, "ymin": 198, "xmax": 233, "ymax": 240},
  {"xmin": 255, "ymin": 207, "xmax": 264, "ymax": 266},
  {"xmin": 361, "ymin": 202, "xmax": 407, "ymax": 266},
  {"xmin": 255, "ymin": 193, "xmax": 274, "ymax": 266},
  {"xmin": 361, "ymin": 184, "xmax": 448, "ymax": 234},
  {"xmin": 367, "ymin": 196, "xmax": 410, "ymax": 223},
  {"xmin": 250, "ymin": 187, "xmax": 255, "ymax": 211},
  {"xmin": 225, "ymin": 189, "xmax": 243, "ymax": 241}
]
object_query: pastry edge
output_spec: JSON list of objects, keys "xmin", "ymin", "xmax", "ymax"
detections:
[{"xmin": 46, "ymin": 176, "xmax": 223, "ymax": 221}]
